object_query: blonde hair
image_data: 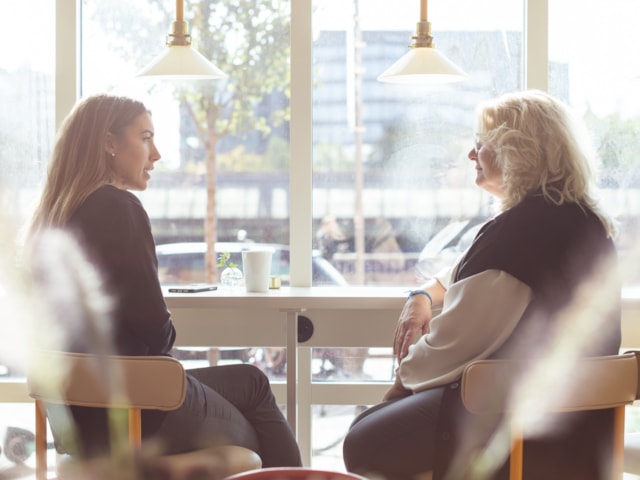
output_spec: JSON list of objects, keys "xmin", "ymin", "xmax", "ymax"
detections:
[
  {"xmin": 30, "ymin": 94, "xmax": 148, "ymax": 235},
  {"xmin": 475, "ymin": 90, "xmax": 615, "ymax": 237}
]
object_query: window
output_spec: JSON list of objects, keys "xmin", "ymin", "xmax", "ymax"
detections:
[
  {"xmin": 548, "ymin": 0, "xmax": 640, "ymax": 288},
  {"xmin": 3, "ymin": 2, "xmax": 638, "ymax": 288},
  {"xmin": 82, "ymin": 0, "xmax": 293, "ymax": 284},
  {"xmin": 312, "ymin": 0, "xmax": 524, "ymax": 286},
  {"xmin": 0, "ymin": 0, "xmax": 56, "ymax": 463},
  {"xmin": 66, "ymin": 0, "xmax": 640, "ymax": 291},
  {"xmin": 0, "ymin": 0, "xmax": 55, "ymax": 236}
]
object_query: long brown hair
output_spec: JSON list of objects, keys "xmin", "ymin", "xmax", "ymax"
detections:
[{"xmin": 30, "ymin": 94, "xmax": 148, "ymax": 235}]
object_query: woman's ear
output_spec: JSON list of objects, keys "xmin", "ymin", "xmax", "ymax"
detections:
[{"xmin": 104, "ymin": 132, "xmax": 116, "ymax": 157}]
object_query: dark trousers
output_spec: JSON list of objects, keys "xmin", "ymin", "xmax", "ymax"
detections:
[
  {"xmin": 151, "ymin": 363, "xmax": 302, "ymax": 467},
  {"xmin": 52, "ymin": 364, "xmax": 301, "ymax": 467},
  {"xmin": 343, "ymin": 380, "xmax": 614, "ymax": 480},
  {"xmin": 343, "ymin": 386, "xmax": 446, "ymax": 479}
]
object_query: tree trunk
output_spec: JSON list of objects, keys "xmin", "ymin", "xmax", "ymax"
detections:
[
  {"xmin": 353, "ymin": 0, "xmax": 366, "ymax": 284},
  {"xmin": 205, "ymin": 135, "xmax": 218, "ymax": 283}
]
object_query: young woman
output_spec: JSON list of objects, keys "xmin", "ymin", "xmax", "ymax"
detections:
[
  {"xmin": 343, "ymin": 90, "xmax": 621, "ymax": 480},
  {"xmin": 29, "ymin": 93, "xmax": 301, "ymax": 466}
]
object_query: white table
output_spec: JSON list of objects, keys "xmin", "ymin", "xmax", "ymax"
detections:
[{"xmin": 164, "ymin": 286, "xmax": 407, "ymax": 465}]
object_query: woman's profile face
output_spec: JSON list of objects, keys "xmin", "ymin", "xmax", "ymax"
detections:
[
  {"xmin": 468, "ymin": 136, "xmax": 504, "ymax": 198},
  {"xmin": 108, "ymin": 112, "xmax": 161, "ymax": 191}
]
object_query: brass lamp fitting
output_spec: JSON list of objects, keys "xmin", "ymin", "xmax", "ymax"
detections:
[
  {"xmin": 167, "ymin": 20, "xmax": 192, "ymax": 47},
  {"xmin": 411, "ymin": 20, "xmax": 435, "ymax": 48}
]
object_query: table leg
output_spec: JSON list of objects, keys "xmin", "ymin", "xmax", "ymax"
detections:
[
  {"xmin": 286, "ymin": 310, "xmax": 298, "ymax": 435},
  {"xmin": 298, "ymin": 346, "xmax": 313, "ymax": 466}
]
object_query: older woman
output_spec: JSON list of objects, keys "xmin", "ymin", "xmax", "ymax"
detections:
[{"xmin": 343, "ymin": 90, "xmax": 620, "ymax": 480}]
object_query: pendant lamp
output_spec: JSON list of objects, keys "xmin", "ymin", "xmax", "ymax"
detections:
[
  {"xmin": 377, "ymin": 0, "xmax": 466, "ymax": 84},
  {"xmin": 136, "ymin": 0, "xmax": 227, "ymax": 79}
]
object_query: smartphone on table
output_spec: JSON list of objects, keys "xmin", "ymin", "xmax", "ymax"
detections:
[{"xmin": 168, "ymin": 284, "xmax": 218, "ymax": 293}]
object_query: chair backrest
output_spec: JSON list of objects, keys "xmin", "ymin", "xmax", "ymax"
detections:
[
  {"xmin": 461, "ymin": 353, "xmax": 638, "ymax": 415},
  {"xmin": 27, "ymin": 351, "xmax": 186, "ymax": 411},
  {"xmin": 459, "ymin": 353, "xmax": 639, "ymax": 480},
  {"xmin": 27, "ymin": 351, "xmax": 266, "ymax": 480}
]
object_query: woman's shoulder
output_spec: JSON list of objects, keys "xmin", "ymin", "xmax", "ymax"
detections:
[
  {"xmin": 485, "ymin": 195, "xmax": 612, "ymax": 268},
  {"xmin": 472, "ymin": 195, "xmax": 609, "ymax": 263},
  {"xmin": 459, "ymin": 195, "xmax": 612, "ymax": 290},
  {"xmin": 85, "ymin": 185, "xmax": 143, "ymax": 210},
  {"xmin": 498, "ymin": 194, "xmax": 601, "ymax": 234},
  {"xmin": 71, "ymin": 185, "xmax": 148, "ymax": 236}
]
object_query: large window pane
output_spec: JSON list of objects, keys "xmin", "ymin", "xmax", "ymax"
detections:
[
  {"xmin": 312, "ymin": 0, "xmax": 524, "ymax": 286},
  {"xmin": 0, "ymin": 0, "xmax": 55, "ymax": 375},
  {"xmin": 549, "ymin": 0, "xmax": 640, "ymax": 289},
  {"xmin": 0, "ymin": 1, "xmax": 55, "ymax": 464},
  {"xmin": 0, "ymin": 0, "xmax": 55, "ymax": 236},
  {"xmin": 82, "ymin": 0, "xmax": 294, "ymax": 285},
  {"xmin": 309, "ymin": 0, "xmax": 524, "ymax": 468}
]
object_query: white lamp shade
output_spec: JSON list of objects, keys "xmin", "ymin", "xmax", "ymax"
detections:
[
  {"xmin": 136, "ymin": 45, "xmax": 227, "ymax": 79},
  {"xmin": 377, "ymin": 46, "xmax": 466, "ymax": 84}
]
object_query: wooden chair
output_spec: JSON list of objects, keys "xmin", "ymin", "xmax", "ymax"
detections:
[
  {"xmin": 27, "ymin": 350, "xmax": 262, "ymax": 480},
  {"xmin": 460, "ymin": 353, "xmax": 639, "ymax": 480}
]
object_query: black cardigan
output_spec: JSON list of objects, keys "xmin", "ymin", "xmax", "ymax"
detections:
[
  {"xmin": 457, "ymin": 193, "xmax": 621, "ymax": 358},
  {"xmin": 434, "ymin": 194, "xmax": 621, "ymax": 480}
]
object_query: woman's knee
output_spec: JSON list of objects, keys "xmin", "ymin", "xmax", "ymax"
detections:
[
  {"xmin": 342, "ymin": 424, "xmax": 368, "ymax": 471},
  {"xmin": 237, "ymin": 363, "xmax": 269, "ymax": 381},
  {"xmin": 229, "ymin": 363, "xmax": 272, "ymax": 392}
]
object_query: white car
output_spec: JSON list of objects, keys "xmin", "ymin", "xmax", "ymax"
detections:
[
  {"xmin": 156, "ymin": 242, "xmax": 348, "ymax": 286},
  {"xmin": 415, "ymin": 218, "xmax": 484, "ymax": 279}
]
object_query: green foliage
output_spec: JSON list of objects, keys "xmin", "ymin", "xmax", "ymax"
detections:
[
  {"xmin": 313, "ymin": 143, "xmax": 352, "ymax": 172},
  {"xmin": 88, "ymin": 0, "xmax": 290, "ymax": 149},
  {"xmin": 264, "ymin": 136, "xmax": 290, "ymax": 171},
  {"xmin": 585, "ymin": 110, "xmax": 640, "ymax": 187},
  {"xmin": 216, "ymin": 251, "xmax": 238, "ymax": 269},
  {"xmin": 181, "ymin": 0, "xmax": 291, "ymax": 142},
  {"xmin": 217, "ymin": 146, "xmax": 267, "ymax": 172},
  {"xmin": 88, "ymin": 0, "xmax": 169, "ymax": 67}
]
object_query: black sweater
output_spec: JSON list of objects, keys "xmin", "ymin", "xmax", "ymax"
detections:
[
  {"xmin": 68, "ymin": 185, "xmax": 176, "ymax": 356},
  {"xmin": 50, "ymin": 185, "xmax": 178, "ymax": 456}
]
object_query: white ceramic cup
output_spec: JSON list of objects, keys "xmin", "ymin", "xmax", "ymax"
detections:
[{"xmin": 242, "ymin": 250, "xmax": 273, "ymax": 293}]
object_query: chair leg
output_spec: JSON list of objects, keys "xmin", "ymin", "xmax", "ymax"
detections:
[
  {"xmin": 35, "ymin": 399, "xmax": 48, "ymax": 480},
  {"xmin": 129, "ymin": 408, "xmax": 142, "ymax": 448},
  {"xmin": 612, "ymin": 405, "xmax": 625, "ymax": 480},
  {"xmin": 507, "ymin": 407, "xmax": 625, "ymax": 480},
  {"xmin": 509, "ymin": 422, "xmax": 523, "ymax": 480}
]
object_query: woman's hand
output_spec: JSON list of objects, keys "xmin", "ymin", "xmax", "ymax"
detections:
[{"xmin": 393, "ymin": 292, "xmax": 433, "ymax": 361}]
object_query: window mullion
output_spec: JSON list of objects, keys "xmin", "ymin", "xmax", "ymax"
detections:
[
  {"xmin": 289, "ymin": 0, "xmax": 314, "ymax": 287},
  {"xmin": 55, "ymin": 0, "xmax": 80, "ymax": 129},
  {"xmin": 525, "ymin": 0, "xmax": 549, "ymax": 90}
]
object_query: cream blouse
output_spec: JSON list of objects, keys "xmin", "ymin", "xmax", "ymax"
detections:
[{"xmin": 397, "ymin": 265, "xmax": 533, "ymax": 392}]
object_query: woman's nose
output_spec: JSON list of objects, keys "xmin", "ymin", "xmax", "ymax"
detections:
[
  {"xmin": 468, "ymin": 148, "xmax": 477, "ymax": 160},
  {"xmin": 152, "ymin": 144, "xmax": 161, "ymax": 161}
]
